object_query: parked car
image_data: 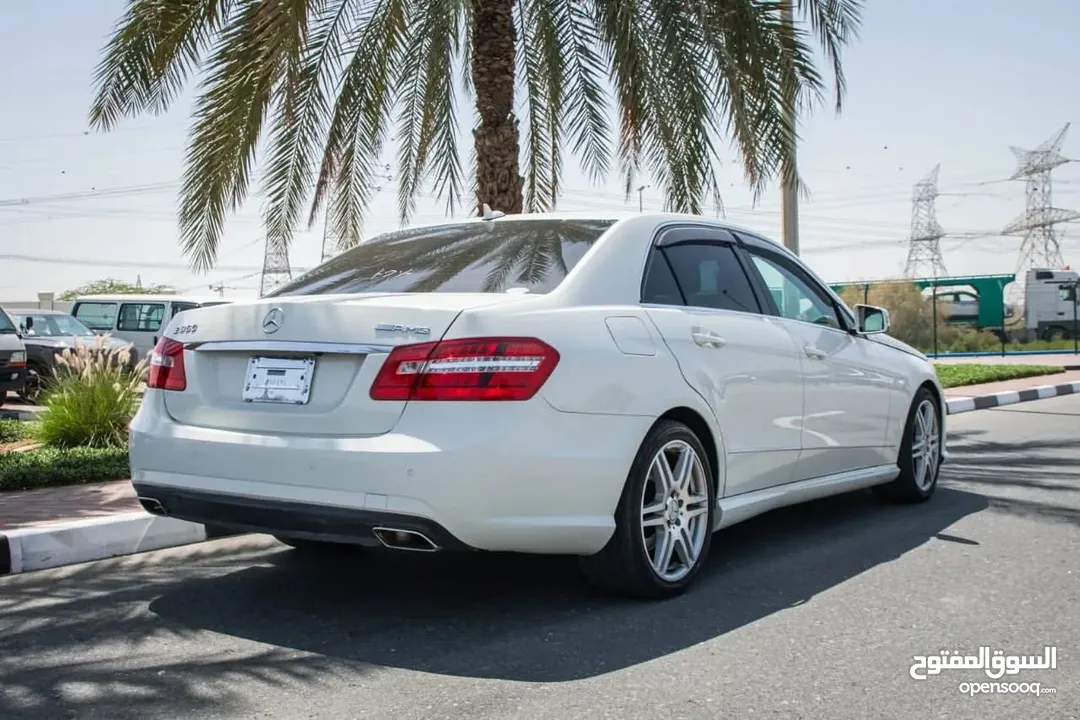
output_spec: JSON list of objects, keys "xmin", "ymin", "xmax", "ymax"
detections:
[
  {"xmin": 70, "ymin": 294, "xmax": 232, "ymax": 359},
  {"xmin": 128, "ymin": 213, "xmax": 947, "ymax": 599},
  {"xmin": 10, "ymin": 310, "xmax": 137, "ymax": 403},
  {"xmin": 0, "ymin": 305, "xmax": 27, "ymax": 407}
]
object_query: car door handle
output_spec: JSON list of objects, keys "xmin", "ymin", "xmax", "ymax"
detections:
[
  {"xmin": 691, "ymin": 328, "xmax": 726, "ymax": 349},
  {"xmin": 803, "ymin": 344, "xmax": 827, "ymax": 360}
]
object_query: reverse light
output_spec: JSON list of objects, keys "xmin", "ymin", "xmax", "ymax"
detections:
[
  {"xmin": 147, "ymin": 337, "xmax": 187, "ymax": 391},
  {"xmin": 370, "ymin": 337, "xmax": 559, "ymax": 401},
  {"xmin": 9, "ymin": 351, "xmax": 25, "ymax": 368}
]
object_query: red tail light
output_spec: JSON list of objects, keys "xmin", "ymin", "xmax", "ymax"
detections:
[
  {"xmin": 370, "ymin": 337, "xmax": 559, "ymax": 401},
  {"xmin": 147, "ymin": 337, "xmax": 187, "ymax": 391}
]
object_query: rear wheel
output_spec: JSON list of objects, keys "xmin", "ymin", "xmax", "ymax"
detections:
[
  {"xmin": 873, "ymin": 387, "xmax": 942, "ymax": 503},
  {"xmin": 580, "ymin": 420, "xmax": 716, "ymax": 599}
]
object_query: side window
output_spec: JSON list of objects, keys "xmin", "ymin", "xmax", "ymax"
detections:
[
  {"xmin": 662, "ymin": 244, "xmax": 761, "ymax": 314},
  {"xmin": 117, "ymin": 303, "xmax": 166, "ymax": 332},
  {"xmin": 73, "ymin": 302, "xmax": 118, "ymax": 331},
  {"xmin": 641, "ymin": 251, "xmax": 685, "ymax": 306},
  {"xmin": 747, "ymin": 252, "xmax": 844, "ymax": 329}
]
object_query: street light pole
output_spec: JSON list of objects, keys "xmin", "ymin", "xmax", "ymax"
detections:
[
  {"xmin": 637, "ymin": 185, "xmax": 648, "ymax": 213},
  {"xmin": 780, "ymin": 2, "xmax": 800, "ymax": 256}
]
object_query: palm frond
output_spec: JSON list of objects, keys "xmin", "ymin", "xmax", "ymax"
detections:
[
  {"xmin": 796, "ymin": 0, "xmax": 864, "ymax": 112},
  {"xmin": 179, "ymin": 0, "xmax": 313, "ymax": 272},
  {"xmin": 516, "ymin": 0, "xmax": 559, "ymax": 211},
  {"xmin": 394, "ymin": 0, "xmax": 466, "ymax": 224},
  {"xmin": 89, "ymin": 0, "xmax": 232, "ymax": 130},
  {"xmin": 262, "ymin": 0, "xmax": 356, "ymax": 250},
  {"xmin": 311, "ymin": 0, "xmax": 409, "ymax": 248}
]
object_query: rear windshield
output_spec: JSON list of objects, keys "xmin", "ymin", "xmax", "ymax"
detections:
[{"xmin": 270, "ymin": 218, "xmax": 617, "ymax": 297}]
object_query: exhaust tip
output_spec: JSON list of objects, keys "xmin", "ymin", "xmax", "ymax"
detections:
[
  {"xmin": 138, "ymin": 497, "xmax": 166, "ymax": 516},
  {"xmin": 372, "ymin": 527, "xmax": 439, "ymax": 552}
]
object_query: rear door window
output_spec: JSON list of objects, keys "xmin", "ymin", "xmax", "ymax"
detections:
[
  {"xmin": 117, "ymin": 303, "xmax": 166, "ymax": 332},
  {"xmin": 73, "ymin": 302, "xmax": 118, "ymax": 331},
  {"xmin": 660, "ymin": 244, "xmax": 762, "ymax": 314}
]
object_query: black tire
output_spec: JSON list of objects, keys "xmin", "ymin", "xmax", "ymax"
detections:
[
  {"xmin": 873, "ymin": 386, "xmax": 942, "ymax": 504},
  {"xmin": 1045, "ymin": 326, "xmax": 1069, "ymax": 341},
  {"xmin": 579, "ymin": 419, "xmax": 716, "ymax": 599},
  {"xmin": 18, "ymin": 366, "xmax": 43, "ymax": 404},
  {"xmin": 273, "ymin": 536, "xmax": 365, "ymax": 555}
]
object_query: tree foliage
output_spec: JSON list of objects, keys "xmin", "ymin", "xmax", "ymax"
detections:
[
  {"xmin": 58, "ymin": 278, "xmax": 176, "ymax": 301},
  {"xmin": 838, "ymin": 282, "xmax": 1002, "ymax": 353},
  {"xmin": 89, "ymin": 0, "xmax": 865, "ymax": 272}
]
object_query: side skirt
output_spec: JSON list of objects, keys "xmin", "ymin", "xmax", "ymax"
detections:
[{"xmin": 713, "ymin": 463, "xmax": 900, "ymax": 531}]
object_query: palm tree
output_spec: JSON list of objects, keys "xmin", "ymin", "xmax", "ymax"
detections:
[{"xmin": 88, "ymin": 0, "xmax": 863, "ymax": 273}]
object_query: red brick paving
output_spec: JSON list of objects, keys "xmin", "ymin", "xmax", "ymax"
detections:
[{"xmin": 0, "ymin": 480, "xmax": 141, "ymax": 531}]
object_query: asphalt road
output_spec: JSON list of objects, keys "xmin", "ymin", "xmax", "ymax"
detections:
[{"xmin": 2, "ymin": 398, "xmax": 1079, "ymax": 719}]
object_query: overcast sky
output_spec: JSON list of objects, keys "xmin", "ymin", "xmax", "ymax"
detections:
[{"xmin": 2, "ymin": 0, "xmax": 1079, "ymax": 300}]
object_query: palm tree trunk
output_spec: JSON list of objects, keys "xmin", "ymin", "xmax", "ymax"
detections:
[{"xmin": 470, "ymin": 0, "xmax": 523, "ymax": 215}]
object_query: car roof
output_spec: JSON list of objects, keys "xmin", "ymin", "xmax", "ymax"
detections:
[
  {"xmin": 364, "ymin": 211, "xmax": 784, "ymax": 247},
  {"xmin": 74, "ymin": 294, "xmax": 228, "ymax": 303}
]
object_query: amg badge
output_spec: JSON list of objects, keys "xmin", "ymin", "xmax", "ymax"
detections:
[{"xmin": 374, "ymin": 323, "xmax": 432, "ymax": 335}]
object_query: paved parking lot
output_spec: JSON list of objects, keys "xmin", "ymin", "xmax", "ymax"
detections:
[{"xmin": 1, "ymin": 397, "xmax": 1078, "ymax": 719}]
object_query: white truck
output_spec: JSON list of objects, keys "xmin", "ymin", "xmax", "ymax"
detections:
[
  {"xmin": 1012, "ymin": 268, "xmax": 1080, "ymax": 341},
  {"xmin": 931, "ymin": 268, "xmax": 1079, "ymax": 340}
]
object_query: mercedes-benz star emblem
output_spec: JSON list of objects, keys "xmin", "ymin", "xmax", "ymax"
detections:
[{"xmin": 261, "ymin": 307, "xmax": 284, "ymax": 334}]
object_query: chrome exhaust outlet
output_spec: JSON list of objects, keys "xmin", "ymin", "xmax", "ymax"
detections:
[
  {"xmin": 372, "ymin": 527, "xmax": 439, "ymax": 552},
  {"xmin": 138, "ymin": 497, "xmax": 166, "ymax": 516}
]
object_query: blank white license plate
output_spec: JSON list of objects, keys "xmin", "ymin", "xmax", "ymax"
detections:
[{"xmin": 242, "ymin": 356, "xmax": 316, "ymax": 405}]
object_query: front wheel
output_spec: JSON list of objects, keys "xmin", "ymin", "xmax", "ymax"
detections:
[
  {"xmin": 580, "ymin": 420, "xmax": 716, "ymax": 599},
  {"xmin": 874, "ymin": 387, "xmax": 942, "ymax": 503},
  {"xmin": 17, "ymin": 366, "xmax": 43, "ymax": 404}
]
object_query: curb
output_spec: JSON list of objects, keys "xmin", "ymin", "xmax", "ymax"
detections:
[
  {"xmin": 0, "ymin": 408, "xmax": 41, "ymax": 422},
  {"xmin": 0, "ymin": 512, "xmax": 227, "ymax": 575},
  {"xmin": 946, "ymin": 380, "xmax": 1080, "ymax": 415}
]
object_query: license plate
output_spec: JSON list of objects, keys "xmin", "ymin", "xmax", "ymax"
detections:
[{"xmin": 242, "ymin": 356, "xmax": 315, "ymax": 405}]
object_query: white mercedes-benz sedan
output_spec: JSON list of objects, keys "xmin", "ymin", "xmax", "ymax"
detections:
[{"xmin": 130, "ymin": 212, "xmax": 946, "ymax": 599}]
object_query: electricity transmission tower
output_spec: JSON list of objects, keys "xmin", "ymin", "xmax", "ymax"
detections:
[
  {"xmin": 1001, "ymin": 123, "xmax": 1079, "ymax": 271},
  {"xmin": 320, "ymin": 166, "xmax": 394, "ymax": 262},
  {"xmin": 903, "ymin": 164, "xmax": 947, "ymax": 278},
  {"xmin": 259, "ymin": 239, "xmax": 292, "ymax": 297}
]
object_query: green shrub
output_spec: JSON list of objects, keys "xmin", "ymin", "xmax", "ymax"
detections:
[
  {"xmin": 0, "ymin": 418, "xmax": 33, "ymax": 443},
  {"xmin": 939, "ymin": 328, "xmax": 1004, "ymax": 353},
  {"xmin": 37, "ymin": 336, "xmax": 146, "ymax": 449},
  {"xmin": 0, "ymin": 446, "xmax": 130, "ymax": 491}
]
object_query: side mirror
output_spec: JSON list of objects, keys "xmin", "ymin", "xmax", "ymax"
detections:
[
  {"xmin": 854, "ymin": 304, "xmax": 889, "ymax": 335},
  {"xmin": 24, "ymin": 316, "xmax": 33, "ymax": 331}
]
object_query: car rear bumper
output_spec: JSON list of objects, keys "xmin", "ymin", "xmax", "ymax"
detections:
[
  {"xmin": 131, "ymin": 483, "xmax": 472, "ymax": 550},
  {"xmin": 0, "ymin": 367, "xmax": 26, "ymax": 392},
  {"xmin": 129, "ymin": 392, "xmax": 654, "ymax": 555}
]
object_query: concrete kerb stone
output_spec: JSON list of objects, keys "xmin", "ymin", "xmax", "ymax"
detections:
[
  {"xmin": 946, "ymin": 381, "xmax": 1080, "ymax": 415},
  {"xmin": 0, "ymin": 512, "xmax": 225, "ymax": 575}
]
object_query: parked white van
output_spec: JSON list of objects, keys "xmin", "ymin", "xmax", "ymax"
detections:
[
  {"xmin": 70, "ymin": 295, "xmax": 232, "ymax": 359},
  {"xmin": 0, "ymin": 305, "xmax": 28, "ymax": 407}
]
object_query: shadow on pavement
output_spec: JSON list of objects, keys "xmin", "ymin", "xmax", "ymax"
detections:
[
  {"xmin": 147, "ymin": 488, "xmax": 987, "ymax": 682},
  {"xmin": 0, "ymin": 486, "xmax": 990, "ymax": 717}
]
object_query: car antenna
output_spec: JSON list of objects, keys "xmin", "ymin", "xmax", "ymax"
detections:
[{"xmin": 481, "ymin": 203, "xmax": 505, "ymax": 221}]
